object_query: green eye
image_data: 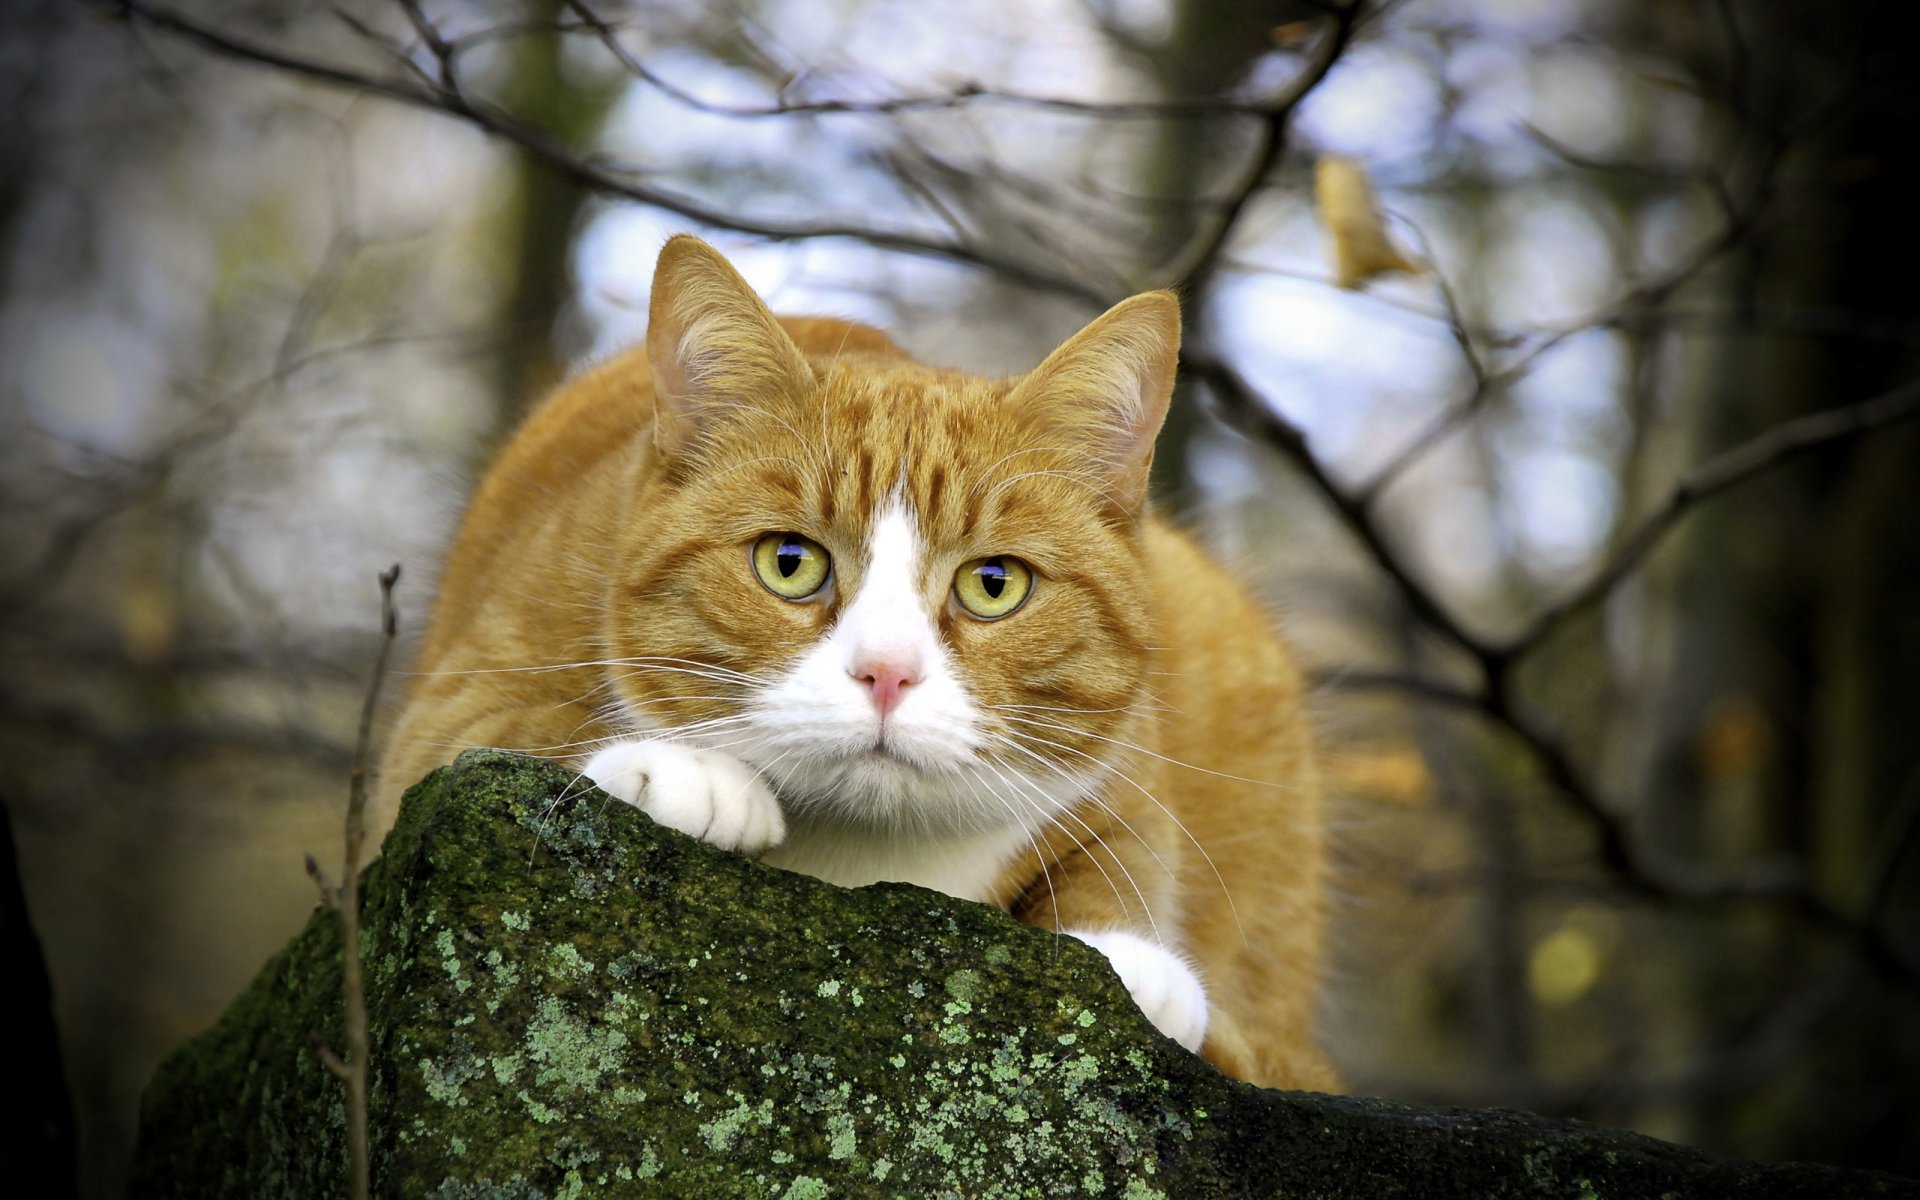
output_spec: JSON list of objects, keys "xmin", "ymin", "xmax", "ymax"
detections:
[
  {"xmin": 953, "ymin": 556, "xmax": 1034, "ymax": 620},
  {"xmin": 752, "ymin": 532, "xmax": 831, "ymax": 600}
]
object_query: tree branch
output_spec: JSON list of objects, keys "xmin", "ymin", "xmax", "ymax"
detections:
[
  {"xmin": 109, "ymin": 0, "xmax": 1112, "ymax": 306},
  {"xmin": 1195, "ymin": 347, "xmax": 1920, "ymax": 986},
  {"xmin": 1160, "ymin": 3, "xmax": 1364, "ymax": 291},
  {"xmin": 1503, "ymin": 377, "xmax": 1920, "ymax": 658}
]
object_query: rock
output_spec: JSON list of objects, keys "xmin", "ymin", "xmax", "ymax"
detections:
[
  {"xmin": 2, "ymin": 795, "xmax": 78, "ymax": 1198},
  {"xmin": 131, "ymin": 750, "xmax": 1916, "ymax": 1198}
]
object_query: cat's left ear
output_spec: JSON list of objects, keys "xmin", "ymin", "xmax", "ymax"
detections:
[
  {"xmin": 646, "ymin": 235, "xmax": 814, "ymax": 462},
  {"xmin": 1009, "ymin": 291, "xmax": 1180, "ymax": 513}
]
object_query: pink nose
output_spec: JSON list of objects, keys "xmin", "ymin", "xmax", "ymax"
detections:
[{"xmin": 852, "ymin": 660, "xmax": 920, "ymax": 718}]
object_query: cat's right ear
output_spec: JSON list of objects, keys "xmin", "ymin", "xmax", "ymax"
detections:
[
  {"xmin": 646, "ymin": 235, "xmax": 813, "ymax": 462},
  {"xmin": 1009, "ymin": 291, "xmax": 1180, "ymax": 513}
]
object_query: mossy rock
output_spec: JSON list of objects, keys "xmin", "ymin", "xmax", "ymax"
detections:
[{"xmin": 131, "ymin": 750, "xmax": 1915, "ymax": 1198}]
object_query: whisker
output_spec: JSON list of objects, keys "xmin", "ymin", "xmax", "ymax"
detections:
[
  {"xmin": 994, "ymin": 712, "xmax": 1295, "ymax": 791},
  {"xmin": 974, "ymin": 748, "xmax": 1160, "ymax": 944},
  {"xmin": 987, "ymin": 699, "xmax": 1175, "ymax": 722},
  {"xmin": 983, "ymin": 733, "xmax": 1172, "ymax": 941},
  {"xmin": 987, "ymin": 731, "xmax": 1180, "ymax": 888},
  {"xmin": 995, "ymin": 725, "xmax": 1247, "ymax": 949},
  {"xmin": 410, "ymin": 731, "xmax": 624, "ymax": 757},
  {"xmin": 955, "ymin": 765, "xmax": 1058, "ymax": 908},
  {"xmin": 964, "ymin": 441, "xmax": 1086, "ymax": 504},
  {"xmin": 407, "ymin": 655, "xmax": 769, "ymax": 686},
  {"xmin": 982, "ymin": 468, "xmax": 1125, "ymax": 509}
]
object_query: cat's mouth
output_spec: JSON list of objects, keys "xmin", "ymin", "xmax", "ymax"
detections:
[{"xmin": 856, "ymin": 724, "xmax": 949, "ymax": 772}]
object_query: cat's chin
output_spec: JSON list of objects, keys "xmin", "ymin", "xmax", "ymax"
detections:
[{"xmin": 761, "ymin": 748, "xmax": 1065, "ymax": 837}]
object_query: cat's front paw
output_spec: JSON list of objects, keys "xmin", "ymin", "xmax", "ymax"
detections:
[
  {"xmin": 582, "ymin": 740, "xmax": 786, "ymax": 854},
  {"xmin": 1067, "ymin": 929, "xmax": 1209, "ymax": 1052}
]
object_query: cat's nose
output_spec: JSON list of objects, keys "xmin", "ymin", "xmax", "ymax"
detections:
[{"xmin": 851, "ymin": 659, "xmax": 920, "ymax": 718}]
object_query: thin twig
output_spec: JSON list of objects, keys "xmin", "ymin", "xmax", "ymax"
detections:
[
  {"xmin": 304, "ymin": 853, "xmax": 338, "ymax": 909},
  {"xmin": 110, "ymin": 0, "xmax": 1144, "ymax": 308},
  {"xmin": 562, "ymin": 0, "xmax": 1284, "ymax": 119},
  {"xmin": 1185, "ymin": 351, "xmax": 1493, "ymax": 663},
  {"xmin": 1358, "ymin": 127, "xmax": 1783, "ymax": 503},
  {"xmin": 392, "ymin": 0, "xmax": 454, "ymax": 90},
  {"xmin": 1160, "ymin": 3, "xmax": 1364, "ymax": 291},
  {"xmin": 311, "ymin": 1032, "xmax": 351, "ymax": 1081},
  {"xmin": 326, "ymin": 563, "xmax": 401, "ymax": 1200},
  {"xmin": 1308, "ymin": 666, "xmax": 1486, "ymax": 711}
]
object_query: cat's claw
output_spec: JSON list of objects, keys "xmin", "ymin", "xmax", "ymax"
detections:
[
  {"xmin": 582, "ymin": 740, "xmax": 786, "ymax": 854},
  {"xmin": 1067, "ymin": 929, "xmax": 1209, "ymax": 1052}
]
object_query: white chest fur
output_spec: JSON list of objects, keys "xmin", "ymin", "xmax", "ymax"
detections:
[{"xmin": 760, "ymin": 821, "xmax": 1034, "ymax": 903}]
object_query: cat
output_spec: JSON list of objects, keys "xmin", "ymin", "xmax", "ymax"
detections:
[{"xmin": 376, "ymin": 234, "xmax": 1338, "ymax": 1091}]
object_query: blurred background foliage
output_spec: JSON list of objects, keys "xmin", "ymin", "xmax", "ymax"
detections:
[{"xmin": 2, "ymin": 0, "xmax": 1917, "ymax": 1194}]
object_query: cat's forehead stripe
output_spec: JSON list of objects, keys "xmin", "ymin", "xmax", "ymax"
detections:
[
  {"xmin": 925, "ymin": 464, "xmax": 947, "ymax": 527},
  {"xmin": 796, "ymin": 372, "xmax": 1083, "ymax": 560},
  {"xmin": 850, "ymin": 447, "xmax": 868, "ymax": 515}
]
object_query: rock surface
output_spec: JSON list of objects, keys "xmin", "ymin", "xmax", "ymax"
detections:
[{"xmin": 132, "ymin": 749, "xmax": 1914, "ymax": 1198}]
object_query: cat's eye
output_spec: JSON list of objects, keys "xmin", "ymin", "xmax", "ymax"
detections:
[
  {"xmin": 953, "ymin": 556, "xmax": 1034, "ymax": 620},
  {"xmin": 752, "ymin": 532, "xmax": 832, "ymax": 600}
]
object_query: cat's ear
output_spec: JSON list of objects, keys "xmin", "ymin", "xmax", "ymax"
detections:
[
  {"xmin": 646, "ymin": 235, "xmax": 813, "ymax": 461},
  {"xmin": 1009, "ymin": 291, "xmax": 1180, "ymax": 512}
]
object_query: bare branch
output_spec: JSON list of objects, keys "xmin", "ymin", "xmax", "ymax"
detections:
[
  {"xmin": 304, "ymin": 853, "xmax": 338, "ymax": 910},
  {"xmin": 1308, "ymin": 667, "xmax": 1486, "ymax": 711},
  {"xmin": 560, "ymin": 0, "xmax": 1366, "ymax": 122},
  {"xmin": 1184, "ymin": 350, "xmax": 1493, "ymax": 663},
  {"xmin": 311, "ymin": 1033, "xmax": 351, "ymax": 1081},
  {"xmin": 1196, "ymin": 347, "xmax": 1920, "ymax": 987},
  {"xmin": 391, "ymin": 0, "xmax": 455, "ymax": 91},
  {"xmin": 1522, "ymin": 122, "xmax": 1739, "ymax": 222},
  {"xmin": 1160, "ymin": 4, "xmax": 1364, "ymax": 291},
  {"xmin": 110, "ymin": 0, "xmax": 1111, "ymax": 306},
  {"xmin": 1503, "ymin": 377, "xmax": 1920, "ymax": 658},
  {"xmin": 1358, "ymin": 120, "xmax": 1788, "ymax": 503}
]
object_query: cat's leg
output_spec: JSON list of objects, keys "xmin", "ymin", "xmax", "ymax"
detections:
[
  {"xmin": 1063, "ymin": 929, "xmax": 1208, "ymax": 1051},
  {"xmin": 1009, "ymin": 805, "xmax": 1208, "ymax": 1051},
  {"xmin": 582, "ymin": 740, "xmax": 786, "ymax": 854}
]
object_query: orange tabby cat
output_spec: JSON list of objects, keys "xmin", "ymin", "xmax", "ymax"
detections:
[{"xmin": 377, "ymin": 235, "xmax": 1337, "ymax": 1091}]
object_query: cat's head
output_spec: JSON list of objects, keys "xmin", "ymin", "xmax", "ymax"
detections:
[{"xmin": 603, "ymin": 235, "xmax": 1178, "ymax": 835}]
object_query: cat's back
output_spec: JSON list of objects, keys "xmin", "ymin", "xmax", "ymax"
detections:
[
  {"xmin": 1136, "ymin": 519, "xmax": 1331, "ymax": 1089},
  {"xmin": 1136, "ymin": 517, "xmax": 1314, "ymax": 827},
  {"xmin": 1141, "ymin": 518, "xmax": 1306, "ymax": 708}
]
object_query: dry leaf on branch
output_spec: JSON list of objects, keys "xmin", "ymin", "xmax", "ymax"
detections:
[{"xmin": 1314, "ymin": 156, "xmax": 1422, "ymax": 289}]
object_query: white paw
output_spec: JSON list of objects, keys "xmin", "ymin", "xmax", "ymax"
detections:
[
  {"xmin": 582, "ymin": 740, "xmax": 786, "ymax": 854},
  {"xmin": 1067, "ymin": 929, "xmax": 1209, "ymax": 1052}
]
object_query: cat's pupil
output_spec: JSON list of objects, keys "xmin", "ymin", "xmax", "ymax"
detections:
[
  {"xmin": 980, "ymin": 559, "xmax": 1006, "ymax": 598},
  {"xmin": 778, "ymin": 541, "xmax": 805, "ymax": 577}
]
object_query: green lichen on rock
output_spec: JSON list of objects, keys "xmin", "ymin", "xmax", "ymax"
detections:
[{"xmin": 132, "ymin": 750, "xmax": 1915, "ymax": 1198}]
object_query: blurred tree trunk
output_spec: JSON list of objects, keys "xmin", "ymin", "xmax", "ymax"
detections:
[
  {"xmin": 486, "ymin": 0, "xmax": 616, "ymax": 433},
  {"xmin": 1760, "ymin": 0, "xmax": 1920, "ymax": 1171},
  {"xmin": 1627, "ymin": 0, "xmax": 1920, "ymax": 1173},
  {"xmin": 1141, "ymin": 1, "xmax": 1315, "ymax": 501},
  {"xmin": 0, "ymin": 1, "xmax": 57, "ymax": 281}
]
